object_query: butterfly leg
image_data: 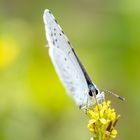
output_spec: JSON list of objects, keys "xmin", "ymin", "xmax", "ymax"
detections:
[{"xmin": 79, "ymin": 96, "xmax": 89, "ymax": 113}]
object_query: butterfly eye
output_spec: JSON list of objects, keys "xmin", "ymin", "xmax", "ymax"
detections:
[
  {"xmin": 95, "ymin": 89, "xmax": 98, "ymax": 95},
  {"xmin": 89, "ymin": 89, "xmax": 98, "ymax": 97},
  {"xmin": 88, "ymin": 90, "xmax": 93, "ymax": 96}
]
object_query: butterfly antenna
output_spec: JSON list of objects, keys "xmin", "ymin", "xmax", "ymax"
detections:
[
  {"xmin": 92, "ymin": 91, "xmax": 100, "ymax": 111},
  {"xmin": 91, "ymin": 90, "xmax": 97, "ymax": 105},
  {"xmin": 105, "ymin": 90, "xmax": 125, "ymax": 101}
]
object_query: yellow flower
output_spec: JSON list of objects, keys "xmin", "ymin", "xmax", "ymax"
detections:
[
  {"xmin": 87, "ymin": 100, "xmax": 120, "ymax": 140},
  {"xmin": 110, "ymin": 129, "xmax": 117, "ymax": 138},
  {"xmin": 100, "ymin": 118, "xmax": 107, "ymax": 124},
  {"xmin": 87, "ymin": 109, "xmax": 99, "ymax": 120}
]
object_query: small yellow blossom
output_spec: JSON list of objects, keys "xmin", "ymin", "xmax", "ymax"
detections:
[
  {"xmin": 100, "ymin": 118, "xmax": 107, "ymax": 124},
  {"xmin": 111, "ymin": 129, "xmax": 117, "ymax": 138},
  {"xmin": 87, "ymin": 100, "xmax": 120, "ymax": 140}
]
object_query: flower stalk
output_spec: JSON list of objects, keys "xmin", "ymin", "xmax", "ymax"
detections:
[{"xmin": 87, "ymin": 101, "xmax": 120, "ymax": 140}]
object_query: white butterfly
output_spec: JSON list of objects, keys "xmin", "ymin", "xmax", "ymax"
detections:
[{"xmin": 43, "ymin": 9, "xmax": 104, "ymax": 109}]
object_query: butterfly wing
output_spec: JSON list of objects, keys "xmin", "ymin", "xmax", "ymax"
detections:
[{"xmin": 43, "ymin": 9, "xmax": 89, "ymax": 106}]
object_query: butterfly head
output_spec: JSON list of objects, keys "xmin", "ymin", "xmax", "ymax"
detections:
[
  {"xmin": 79, "ymin": 86, "xmax": 105, "ymax": 112},
  {"xmin": 88, "ymin": 84, "xmax": 105, "ymax": 104}
]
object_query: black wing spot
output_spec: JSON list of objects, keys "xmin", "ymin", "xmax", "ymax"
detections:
[
  {"xmin": 64, "ymin": 58, "xmax": 67, "ymax": 61},
  {"xmin": 70, "ymin": 87, "xmax": 75, "ymax": 92},
  {"xmin": 52, "ymin": 41, "xmax": 55, "ymax": 45},
  {"xmin": 89, "ymin": 90, "xmax": 93, "ymax": 96},
  {"xmin": 54, "ymin": 19, "xmax": 58, "ymax": 23},
  {"xmin": 68, "ymin": 41, "xmax": 71, "ymax": 45},
  {"xmin": 61, "ymin": 30, "xmax": 64, "ymax": 34},
  {"xmin": 55, "ymin": 39, "xmax": 57, "ymax": 42},
  {"xmin": 54, "ymin": 33, "xmax": 56, "ymax": 36},
  {"xmin": 68, "ymin": 51, "xmax": 71, "ymax": 55},
  {"xmin": 54, "ymin": 28, "xmax": 56, "ymax": 31},
  {"xmin": 59, "ymin": 33, "xmax": 62, "ymax": 36},
  {"xmin": 95, "ymin": 89, "xmax": 98, "ymax": 95},
  {"xmin": 48, "ymin": 10, "xmax": 51, "ymax": 14}
]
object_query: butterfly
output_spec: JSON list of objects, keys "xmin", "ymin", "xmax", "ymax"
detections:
[{"xmin": 43, "ymin": 9, "xmax": 105, "ymax": 110}]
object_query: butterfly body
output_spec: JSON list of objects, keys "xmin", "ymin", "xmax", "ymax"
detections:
[{"xmin": 43, "ymin": 9, "xmax": 104, "ymax": 108}]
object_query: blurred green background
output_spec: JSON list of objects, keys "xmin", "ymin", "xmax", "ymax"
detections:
[{"xmin": 0, "ymin": 0, "xmax": 140, "ymax": 140}]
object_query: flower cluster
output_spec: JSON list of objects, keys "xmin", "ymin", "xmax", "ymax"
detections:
[{"xmin": 87, "ymin": 101, "xmax": 120, "ymax": 140}]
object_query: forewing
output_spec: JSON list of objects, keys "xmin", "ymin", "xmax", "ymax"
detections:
[{"xmin": 43, "ymin": 9, "xmax": 89, "ymax": 106}]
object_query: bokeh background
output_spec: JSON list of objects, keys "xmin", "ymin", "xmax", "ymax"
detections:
[{"xmin": 0, "ymin": 0, "xmax": 140, "ymax": 140}]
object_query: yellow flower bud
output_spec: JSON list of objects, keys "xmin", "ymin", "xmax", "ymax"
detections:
[
  {"xmin": 87, "ymin": 100, "xmax": 120, "ymax": 140},
  {"xmin": 100, "ymin": 118, "xmax": 107, "ymax": 124}
]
